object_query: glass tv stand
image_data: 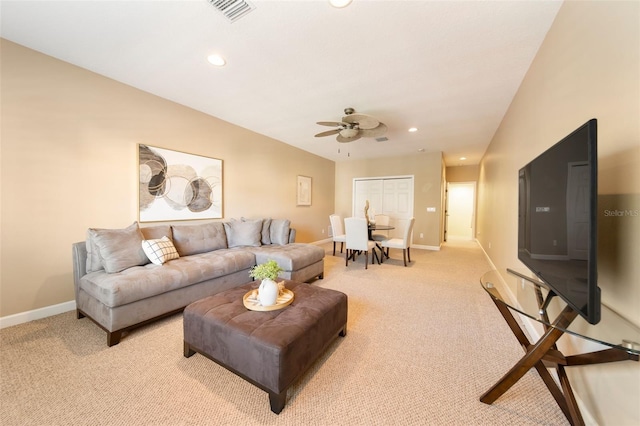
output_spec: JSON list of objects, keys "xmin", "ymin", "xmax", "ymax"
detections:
[{"xmin": 480, "ymin": 269, "xmax": 640, "ymax": 426}]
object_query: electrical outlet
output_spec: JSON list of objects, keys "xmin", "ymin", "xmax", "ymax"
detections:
[
  {"xmin": 489, "ymin": 242, "xmax": 492, "ymax": 249},
  {"xmin": 322, "ymin": 229, "xmax": 325, "ymax": 234},
  {"xmin": 420, "ymin": 233, "xmax": 424, "ymax": 238}
]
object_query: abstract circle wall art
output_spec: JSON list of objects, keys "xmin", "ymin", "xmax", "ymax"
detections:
[{"xmin": 138, "ymin": 144, "xmax": 223, "ymax": 222}]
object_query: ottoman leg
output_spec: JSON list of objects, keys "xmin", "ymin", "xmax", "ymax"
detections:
[{"xmin": 269, "ymin": 391, "xmax": 286, "ymax": 414}]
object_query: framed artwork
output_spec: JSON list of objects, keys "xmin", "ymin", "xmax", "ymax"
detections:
[
  {"xmin": 138, "ymin": 144, "xmax": 223, "ymax": 222},
  {"xmin": 297, "ymin": 175, "xmax": 312, "ymax": 206}
]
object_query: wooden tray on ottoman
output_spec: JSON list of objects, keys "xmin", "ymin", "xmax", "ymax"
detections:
[
  {"xmin": 242, "ymin": 288, "xmax": 294, "ymax": 311},
  {"xmin": 183, "ymin": 280, "xmax": 348, "ymax": 414}
]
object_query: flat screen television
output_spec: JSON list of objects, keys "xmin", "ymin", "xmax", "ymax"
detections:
[{"xmin": 517, "ymin": 119, "xmax": 600, "ymax": 324}]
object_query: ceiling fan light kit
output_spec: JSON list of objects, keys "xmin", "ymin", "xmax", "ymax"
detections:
[
  {"xmin": 315, "ymin": 108, "xmax": 387, "ymax": 143},
  {"xmin": 329, "ymin": 0, "xmax": 353, "ymax": 8}
]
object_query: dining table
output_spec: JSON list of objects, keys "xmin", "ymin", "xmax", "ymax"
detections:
[{"xmin": 368, "ymin": 223, "xmax": 395, "ymax": 261}]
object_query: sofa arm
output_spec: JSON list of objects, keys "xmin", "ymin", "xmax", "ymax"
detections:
[
  {"xmin": 288, "ymin": 228, "xmax": 296, "ymax": 243},
  {"xmin": 72, "ymin": 242, "xmax": 87, "ymax": 302}
]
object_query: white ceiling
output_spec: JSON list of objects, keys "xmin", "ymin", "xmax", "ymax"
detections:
[{"xmin": 1, "ymin": 0, "xmax": 562, "ymax": 165}]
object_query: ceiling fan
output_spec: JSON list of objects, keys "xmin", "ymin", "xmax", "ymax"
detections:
[{"xmin": 315, "ymin": 107, "xmax": 387, "ymax": 143}]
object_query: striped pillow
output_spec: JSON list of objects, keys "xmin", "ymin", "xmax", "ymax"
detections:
[{"xmin": 141, "ymin": 236, "xmax": 179, "ymax": 265}]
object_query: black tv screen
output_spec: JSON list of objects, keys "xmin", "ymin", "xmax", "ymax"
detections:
[{"xmin": 518, "ymin": 119, "xmax": 600, "ymax": 324}]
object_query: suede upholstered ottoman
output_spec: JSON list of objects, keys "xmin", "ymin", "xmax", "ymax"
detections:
[{"xmin": 183, "ymin": 280, "xmax": 348, "ymax": 414}]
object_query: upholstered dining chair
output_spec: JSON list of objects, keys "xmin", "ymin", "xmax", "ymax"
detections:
[
  {"xmin": 381, "ymin": 217, "xmax": 415, "ymax": 267},
  {"xmin": 329, "ymin": 214, "xmax": 346, "ymax": 256},
  {"xmin": 371, "ymin": 214, "xmax": 390, "ymax": 242},
  {"xmin": 344, "ymin": 217, "xmax": 379, "ymax": 269}
]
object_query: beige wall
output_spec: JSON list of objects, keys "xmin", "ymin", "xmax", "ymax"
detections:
[
  {"xmin": 335, "ymin": 152, "xmax": 443, "ymax": 249},
  {"xmin": 0, "ymin": 40, "xmax": 335, "ymax": 317},
  {"xmin": 477, "ymin": 1, "xmax": 639, "ymax": 424},
  {"xmin": 446, "ymin": 165, "xmax": 479, "ymax": 183}
]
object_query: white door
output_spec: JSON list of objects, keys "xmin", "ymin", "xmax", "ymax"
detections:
[
  {"xmin": 353, "ymin": 177, "xmax": 414, "ymax": 238},
  {"xmin": 354, "ymin": 179, "xmax": 383, "ymax": 219},
  {"xmin": 446, "ymin": 182, "xmax": 475, "ymax": 240},
  {"xmin": 382, "ymin": 178, "xmax": 413, "ymax": 238}
]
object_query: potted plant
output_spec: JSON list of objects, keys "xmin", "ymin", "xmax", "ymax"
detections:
[{"xmin": 249, "ymin": 260, "xmax": 283, "ymax": 306}]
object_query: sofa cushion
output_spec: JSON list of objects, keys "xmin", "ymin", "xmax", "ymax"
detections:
[
  {"xmin": 245, "ymin": 243, "xmax": 324, "ymax": 272},
  {"xmin": 80, "ymin": 249, "xmax": 256, "ymax": 308},
  {"xmin": 270, "ymin": 219, "xmax": 291, "ymax": 245},
  {"xmin": 260, "ymin": 218, "xmax": 272, "ymax": 245},
  {"xmin": 241, "ymin": 217, "xmax": 272, "ymax": 245},
  {"xmin": 142, "ymin": 236, "xmax": 180, "ymax": 265},
  {"xmin": 88, "ymin": 222, "xmax": 149, "ymax": 274},
  {"xmin": 224, "ymin": 219, "xmax": 262, "ymax": 247},
  {"xmin": 85, "ymin": 229, "xmax": 103, "ymax": 274},
  {"xmin": 141, "ymin": 225, "xmax": 172, "ymax": 241},
  {"xmin": 171, "ymin": 222, "xmax": 227, "ymax": 256}
]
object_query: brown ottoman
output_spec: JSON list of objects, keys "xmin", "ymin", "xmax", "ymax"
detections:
[{"xmin": 183, "ymin": 280, "xmax": 348, "ymax": 414}]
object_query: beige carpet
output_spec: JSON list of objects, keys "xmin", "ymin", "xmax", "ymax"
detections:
[{"xmin": 1, "ymin": 241, "xmax": 568, "ymax": 425}]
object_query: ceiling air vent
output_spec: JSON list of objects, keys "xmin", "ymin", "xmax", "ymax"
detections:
[
  {"xmin": 375, "ymin": 137, "xmax": 389, "ymax": 142},
  {"xmin": 208, "ymin": 0, "xmax": 256, "ymax": 23}
]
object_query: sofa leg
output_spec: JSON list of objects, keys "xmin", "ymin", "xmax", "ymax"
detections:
[
  {"xmin": 184, "ymin": 341, "xmax": 196, "ymax": 358},
  {"xmin": 318, "ymin": 273, "xmax": 324, "ymax": 279},
  {"xmin": 107, "ymin": 331, "xmax": 123, "ymax": 347},
  {"xmin": 76, "ymin": 309, "xmax": 85, "ymax": 319}
]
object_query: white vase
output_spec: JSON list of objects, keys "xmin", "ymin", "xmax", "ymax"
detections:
[{"xmin": 258, "ymin": 278, "xmax": 279, "ymax": 306}]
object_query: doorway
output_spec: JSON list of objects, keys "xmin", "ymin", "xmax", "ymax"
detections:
[{"xmin": 446, "ymin": 182, "xmax": 476, "ymax": 241}]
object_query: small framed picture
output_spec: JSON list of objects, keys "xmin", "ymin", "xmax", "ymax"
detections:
[{"xmin": 297, "ymin": 175, "xmax": 312, "ymax": 206}]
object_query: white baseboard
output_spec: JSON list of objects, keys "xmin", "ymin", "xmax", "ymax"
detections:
[
  {"xmin": 313, "ymin": 238, "xmax": 333, "ymax": 245},
  {"xmin": 0, "ymin": 300, "xmax": 76, "ymax": 329},
  {"xmin": 412, "ymin": 243, "xmax": 440, "ymax": 251}
]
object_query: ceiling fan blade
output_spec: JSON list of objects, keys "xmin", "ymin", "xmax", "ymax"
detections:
[
  {"xmin": 336, "ymin": 133, "xmax": 362, "ymax": 143},
  {"xmin": 342, "ymin": 113, "xmax": 380, "ymax": 130},
  {"xmin": 315, "ymin": 129, "xmax": 341, "ymax": 137},
  {"xmin": 359, "ymin": 122, "xmax": 387, "ymax": 138},
  {"xmin": 317, "ymin": 121, "xmax": 347, "ymax": 127}
]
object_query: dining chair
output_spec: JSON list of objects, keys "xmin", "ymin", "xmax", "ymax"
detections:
[
  {"xmin": 344, "ymin": 217, "xmax": 379, "ymax": 269},
  {"xmin": 329, "ymin": 214, "xmax": 346, "ymax": 256},
  {"xmin": 381, "ymin": 217, "xmax": 415, "ymax": 267},
  {"xmin": 371, "ymin": 214, "xmax": 390, "ymax": 241}
]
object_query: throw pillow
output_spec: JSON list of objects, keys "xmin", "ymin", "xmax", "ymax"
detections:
[
  {"xmin": 270, "ymin": 219, "xmax": 291, "ymax": 245},
  {"xmin": 141, "ymin": 225, "xmax": 172, "ymax": 241},
  {"xmin": 171, "ymin": 222, "xmax": 227, "ymax": 256},
  {"xmin": 224, "ymin": 219, "xmax": 263, "ymax": 247},
  {"xmin": 85, "ymin": 229, "xmax": 103, "ymax": 273},
  {"xmin": 141, "ymin": 236, "xmax": 179, "ymax": 265},
  {"xmin": 88, "ymin": 222, "xmax": 148, "ymax": 273},
  {"xmin": 242, "ymin": 217, "xmax": 272, "ymax": 245},
  {"xmin": 261, "ymin": 218, "xmax": 272, "ymax": 245}
]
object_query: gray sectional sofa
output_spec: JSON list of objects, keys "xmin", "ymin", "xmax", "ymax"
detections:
[{"xmin": 72, "ymin": 218, "xmax": 325, "ymax": 346}]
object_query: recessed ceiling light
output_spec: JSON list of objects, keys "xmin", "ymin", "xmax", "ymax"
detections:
[
  {"xmin": 459, "ymin": 157, "xmax": 467, "ymax": 161},
  {"xmin": 408, "ymin": 127, "xmax": 418, "ymax": 132},
  {"xmin": 207, "ymin": 54, "xmax": 226, "ymax": 67},
  {"xmin": 329, "ymin": 0, "xmax": 352, "ymax": 8},
  {"xmin": 418, "ymin": 148, "xmax": 425, "ymax": 152}
]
